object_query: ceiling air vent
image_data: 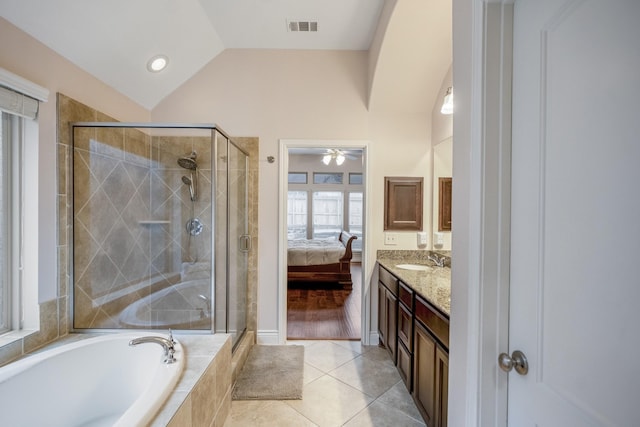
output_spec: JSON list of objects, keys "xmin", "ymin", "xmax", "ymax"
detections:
[{"xmin": 288, "ymin": 20, "xmax": 318, "ymax": 32}]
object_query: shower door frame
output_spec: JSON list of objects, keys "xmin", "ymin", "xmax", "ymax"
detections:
[{"xmin": 215, "ymin": 134, "xmax": 250, "ymax": 349}]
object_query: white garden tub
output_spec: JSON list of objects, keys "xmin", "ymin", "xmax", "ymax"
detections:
[{"xmin": 0, "ymin": 332, "xmax": 184, "ymax": 427}]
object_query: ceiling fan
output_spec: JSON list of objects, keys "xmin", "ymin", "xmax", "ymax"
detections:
[{"xmin": 321, "ymin": 149, "xmax": 359, "ymax": 165}]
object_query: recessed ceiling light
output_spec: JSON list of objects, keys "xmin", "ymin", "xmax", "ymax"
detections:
[{"xmin": 147, "ymin": 55, "xmax": 168, "ymax": 73}]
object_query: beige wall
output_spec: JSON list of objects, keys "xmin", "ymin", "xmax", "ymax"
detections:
[
  {"xmin": 0, "ymin": 17, "xmax": 149, "ymax": 304},
  {"xmin": 152, "ymin": 49, "xmax": 433, "ymax": 337}
]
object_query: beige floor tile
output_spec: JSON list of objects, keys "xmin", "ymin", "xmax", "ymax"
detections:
[
  {"xmin": 360, "ymin": 346, "xmax": 395, "ymax": 365},
  {"xmin": 304, "ymin": 362, "xmax": 325, "ymax": 384},
  {"xmin": 225, "ymin": 340, "xmax": 426, "ymax": 427},
  {"xmin": 303, "ymin": 341, "xmax": 360, "ymax": 373},
  {"xmin": 330, "ymin": 340, "xmax": 366, "ymax": 354},
  {"xmin": 328, "ymin": 355, "xmax": 401, "ymax": 398},
  {"xmin": 226, "ymin": 400, "xmax": 317, "ymax": 426},
  {"xmin": 287, "ymin": 340, "xmax": 322, "ymax": 347},
  {"xmin": 343, "ymin": 400, "xmax": 426, "ymax": 427},
  {"xmin": 376, "ymin": 382, "xmax": 424, "ymax": 423},
  {"xmin": 286, "ymin": 375, "xmax": 374, "ymax": 427}
]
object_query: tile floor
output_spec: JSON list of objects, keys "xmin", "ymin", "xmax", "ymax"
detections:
[{"xmin": 225, "ymin": 340, "xmax": 426, "ymax": 427}]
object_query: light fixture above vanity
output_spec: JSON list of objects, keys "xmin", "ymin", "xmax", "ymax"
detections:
[{"xmin": 441, "ymin": 86, "xmax": 453, "ymax": 115}]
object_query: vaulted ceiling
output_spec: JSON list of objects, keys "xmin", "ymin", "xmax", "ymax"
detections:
[{"xmin": 0, "ymin": 0, "xmax": 451, "ymax": 112}]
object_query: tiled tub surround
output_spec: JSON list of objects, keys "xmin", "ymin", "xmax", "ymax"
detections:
[
  {"xmin": 19, "ymin": 332, "xmax": 234, "ymax": 427},
  {"xmin": 150, "ymin": 334, "xmax": 233, "ymax": 427},
  {"xmin": 376, "ymin": 250, "xmax": 451, "ymax": 315}
]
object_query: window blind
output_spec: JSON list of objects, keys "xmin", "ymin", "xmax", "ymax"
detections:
[{"xmin": 0, "ymin": 86, "xmax": 39, "ymax": 119}]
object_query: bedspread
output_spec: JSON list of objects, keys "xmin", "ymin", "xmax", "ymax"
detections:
[{"xmin": 287, "ymin": 239, "xmax": 345, "ymax": 266}]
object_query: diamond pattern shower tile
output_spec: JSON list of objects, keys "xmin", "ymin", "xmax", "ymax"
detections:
[{"xmin": 103, "ymin": 163, "xmax": 136, "ymax": 210}]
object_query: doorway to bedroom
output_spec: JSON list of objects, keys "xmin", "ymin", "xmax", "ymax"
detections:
[{"xmin": 281, "ymin": 143, "xmax": 367, "ymax": 341}]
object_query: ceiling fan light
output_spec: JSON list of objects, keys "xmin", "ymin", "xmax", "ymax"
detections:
[
  {"xmin": 441, "ymin": 87, "xmax": 453, "ymax": 115},
  {"xmin": 336, "ymin": 154, "xmax": 345, "ymax": 165},
  {"xmin": 322, "ymin": 154, "xmax": 332, "ymax": 165}
]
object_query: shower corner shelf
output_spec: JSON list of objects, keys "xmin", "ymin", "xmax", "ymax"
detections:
[{"xmin": 138, "ymin": 220, "xmax": 171, "ymax": 225}]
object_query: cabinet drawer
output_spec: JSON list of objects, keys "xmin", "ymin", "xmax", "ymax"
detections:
[
  {"xmin": 378, "ymin": 266, "xmax": 398, "ymax": 295},
  {"xmin": 399, "ymin": 281, "xmax": 413, "ymax": 309},
  {"xmin": 415, "ymin": 296, "xmax": 449, "ymax": 349},
  {"xmin": 398, "ymin": 302, "xmax": 413, "ymax": 350}
]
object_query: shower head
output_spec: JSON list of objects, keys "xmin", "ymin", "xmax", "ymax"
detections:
[
  {"xmin": 177, "ymin": 151, "xmax": 198, "ymax": 170},
  {"xmin": 182, "ymin": 174, "xmax": 196, "ymax": 201}
]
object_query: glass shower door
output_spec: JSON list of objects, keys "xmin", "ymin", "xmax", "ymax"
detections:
[
  {"xmin": 213, "ymin": 132, "xmax": 248, "ymax": 348},
  {"xmin": 227, "ymin": 142, "xmax": 248, "ymax": 347}
]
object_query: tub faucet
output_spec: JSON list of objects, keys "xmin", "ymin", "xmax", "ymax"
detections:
[
  {"xmin": 129, "ymin": 333, "xmax": 177, "ymax": 364},
  {"xmin": 428, "ymin": 253, "xmax": 447, "ymax": 268}
]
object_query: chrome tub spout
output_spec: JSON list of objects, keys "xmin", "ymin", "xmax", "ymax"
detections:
[{"xmin": 129, "ymin": 332, "xmax": 177, "ymax": 364}]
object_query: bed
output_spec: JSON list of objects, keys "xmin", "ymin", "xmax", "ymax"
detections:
[{"xmin": 287, "ymin": 231, "xmax": 357, "ymax": 290}]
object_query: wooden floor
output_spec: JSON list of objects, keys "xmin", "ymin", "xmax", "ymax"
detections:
[{"xmin": 287, "ymin": 264, "xmax": 361, "ymax": 340}]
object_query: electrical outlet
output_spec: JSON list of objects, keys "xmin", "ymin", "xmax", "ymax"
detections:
[{"xmin": 384, "ymin": 233, "xmax": 398, "ymax": 245}]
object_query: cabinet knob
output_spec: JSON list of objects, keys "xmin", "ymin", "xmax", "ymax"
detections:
[{"xmin": 498, "ymin": 350, "xmax": 528, "ymax": 375}]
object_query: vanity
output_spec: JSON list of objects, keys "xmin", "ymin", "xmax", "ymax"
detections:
[{"xmin": 377, "ymin": 251, "xmax": 451, "ymax": 427}]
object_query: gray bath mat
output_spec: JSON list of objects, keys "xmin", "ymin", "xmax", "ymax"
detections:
[{"xmin": 232, "ymin": 345, "xmax": 304, "ymax": 400}]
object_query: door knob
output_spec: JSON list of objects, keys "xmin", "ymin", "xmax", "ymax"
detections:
[{"xmin": 498, "ymin": 350, "xmax": 528, "ymax": 375}]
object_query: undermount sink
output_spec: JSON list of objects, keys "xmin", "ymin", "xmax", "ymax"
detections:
[{"xmin": 395, "ymin": 263, "xmax": 431, "ymax": 271}]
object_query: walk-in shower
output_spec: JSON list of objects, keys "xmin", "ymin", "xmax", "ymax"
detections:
[{"xmin": 70, "ymin": 123, "xmax": 249, "ymax": 347}]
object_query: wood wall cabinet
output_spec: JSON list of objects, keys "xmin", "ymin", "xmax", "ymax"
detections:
[{"xmin": 384, "ymin": 177, "xmax": 423, "ymax": 231}]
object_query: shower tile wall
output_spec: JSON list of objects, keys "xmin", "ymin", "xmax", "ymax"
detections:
[{"xmin": 73, "ymin": 128, "xmax": 213, "ymax": 329}]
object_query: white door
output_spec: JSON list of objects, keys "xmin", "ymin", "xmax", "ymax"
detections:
[{"xmin": 508, "ymin": 0, "xmax": 640, "ymax": 425}]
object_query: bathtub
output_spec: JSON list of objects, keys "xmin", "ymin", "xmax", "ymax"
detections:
[
  {"xmin": 119, "ymin": 278, "xmax": 212, "ymax": 330},
  {"xmin": 0, "ymin": 332, "xmax": 184, "ymax": 427}
]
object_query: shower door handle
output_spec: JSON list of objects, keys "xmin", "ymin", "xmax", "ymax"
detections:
[{"xmin": 239, "ymin": 234, "xmax": 251, "ymax": 252}]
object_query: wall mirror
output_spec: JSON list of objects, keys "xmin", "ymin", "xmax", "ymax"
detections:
[{"xmin": 433, "ymin": 137, "xmax": 452, "ymax": 248}]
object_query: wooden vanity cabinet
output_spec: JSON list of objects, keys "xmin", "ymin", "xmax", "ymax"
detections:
[
  {"xmin": 377, "ymin": 263, "xmax": 449, "ymax": 426},
  {"xmin": 413, "ymin": 295, "xmax": 449, "ymax": 427},
  {"xmin": 378, "ymin": 266, "xmax": 398, "ymax": 362}
]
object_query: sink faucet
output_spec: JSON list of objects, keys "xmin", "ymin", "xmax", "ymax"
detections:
[
  {"xmin": 428, "ymin": 253, "xmax": 446, "ymax": 268},
  {"xmin": 129, "ymin": 331, "xmax": 177, "ymax": 364}
]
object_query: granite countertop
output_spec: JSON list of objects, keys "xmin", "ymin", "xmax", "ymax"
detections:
[{"xmin": 377, "ymin": 250, "xmax": 451, "ymax": 317}]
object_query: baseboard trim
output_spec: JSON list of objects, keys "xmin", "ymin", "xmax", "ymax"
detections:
[
  {"xmin": 257, "ymin": 330, "xmax": 280, "ymax": 345},
  {"xmin": 369, "ymin": 331, "xmax": 380, "ymax": 346}
]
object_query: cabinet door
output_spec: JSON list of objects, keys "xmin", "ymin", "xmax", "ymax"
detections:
[
  {"xmin": 435, "ymin": 345, "xmax": 449, "ymax": 427},
  {"xmin": 378, "ymin": 283, "xmax": 387, "ymax": 347},
  {"xmin": 413, "ymin": 321, "xmax": 436, "ymax": 425},
  {"xmin": 397, "ymin": 340, "xmax": 412, "ymax": 390},
  {"xmin": 398, "ymin": 302, "xmax": 413, "ymax": 350},
  {"xmin": 384, "ymin": 177, "xmax": 423, "ymax": 231},
  {"xmin": 386, "ymin": 290, "xmax": 398, "ymax": 362}
]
